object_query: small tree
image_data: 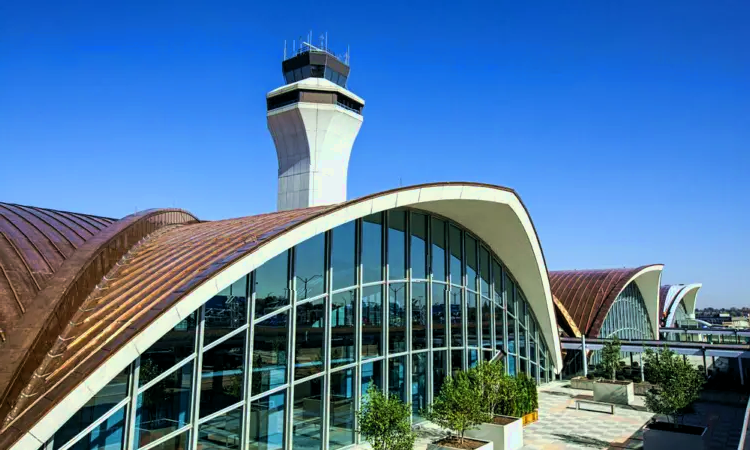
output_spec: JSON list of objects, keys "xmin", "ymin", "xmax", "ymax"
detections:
[
  {"xmin": 516, "ymin": 372, "xmax": 538, "ymax": 415},
  {"xmin": 471, "ymin": 360, "xmax": 506, "ymax": 417},
  {"xmin": 601, "ymin": 336, "xmax": 622, "ymax": 380},
  {"xmin": 495, "ymin": 375, "xmax": 519, "ymax": 417},
  {"xmin": 643, "ymin": 347, "xmax": 704, "ymax": 426},
  {"xmin": 356, "ymin": 383, "xmax": 415, "ymax": 450},
  {"xmin": 424, "ymin": 370, "xmax": 490, "ymax": 444}
]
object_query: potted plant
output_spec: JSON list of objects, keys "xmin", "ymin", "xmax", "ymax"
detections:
[
  {"xmin": 642, "ymin": 348, "xmax": 706, "ymax": 449},
  {"xmin": 465, "ymin": 361, "xmax": 523, "ymax": 450},
  {"xmin": 355, "ymin": 383, "xmax": 416, "ymax": 450},
  {"xmin": 514, "ymin": 373, "xmax": 539, "ymax": 425},
  {"xmin": 593, "ymin": 337, "xmax": 634, "ymax": 405},
  {"xmin": 423, "ymin": 370, "xmax": 494, "ymax": 449}
]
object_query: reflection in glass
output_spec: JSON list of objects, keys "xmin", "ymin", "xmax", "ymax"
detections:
[
  {"xmin": 329, "ymin": 369, "xmax": 355, "ymax": 449},
  {"xmin": 388, "ymin": 357, "xmax": 407, "ymax": 402},
  {"xmin": 388, "ymin": 283, "xmax": 407, "ymax": 353},
  {"xmin": 332, "ymin": 222, "xmax": 356, "ymax": 291},
  {"xmin": 62, "ymin": 407, "xmax": 126, "ymax": 450},
  {"xmin": 469, "ymin": 349, "xmax": 478, "ymax": 368},
  {"xmin": 493, "ymin": 260, "xmax": 503, "ymax": 305},
  {"xmin": 388, "ymin": 210, "xmax": 406, "ymax": 280},
  {"xmin": 480, "ymin": 247, "xmax": 491, "ymax": 298},
  {"xmin": 519, "ymin": 327, "xmax": 527, "ymax": 358},
  {"xmin": 293, "ymin": 376, "xmax": 323, "ymax": 449},
  {"xmin": 433, "ymin": 351, "xmax": 447, "ymax": 398},
  {"xmin": 331, "ymin": 290, "xmax": 356, "ymax": 368},
  {"xmin": 508, "ymin": 316, "xmax": 516, "ymax": 358},
  {"xmin": 507, "ymin": 360, "xmax": 519, "ymax": 379},
  {"xmin": 139, "ymin": 312, "xmax": 197, "ymax": 387},
  {"xmin": 295, "ymin": 298, "xmax": 326, "ymax": 379},
  {"xmin": 466, "ymin": 235, "xmax": 478, "ymax": 291},
  {"xmin": 205, "ymin": 276, "xmax": 248, "ymax": 345},
  {"xmin": 361, "ymin": 286, "xmax": 382, "ymax": 358},
  {"xmin": 449, "ymin": 226, "xmax": 462, "ymax": 285},
  {"xmin": 431, "ymin": 218, "xmax": 446, "ymax": 282},
  {"xmin": 467, "ymin": 292, "xmax": 478, "ymax": 347},
  {"xmin": 136, "ymin": 363, "xmax": 193, "ymax": 447},
  {"xmin": 412, "ymin": 282, "xmax": 427, "ymax": 350},
  {"xmin": 505, "ymin": 274, "xmax": 515, "ymax": 316},
  {"xmin": 450, "ymin": 287, "xmax": 463, "ymax": 347},
  {"xmin": 197, "ymin": 408, "xmax": 242, "ymax": 449},
  {"xmin": 451, "ymin": 350, "xmax": 463, "ymax": 375},
  {"xmin": 53, "ymin": 368, "xmax": 129, "ymax": 450},
  {"xmin": 362, "ymin": 213, "xmax": 383, "ymax": 283},
  {"xmin": 200, "ymin": 333, "xmax": 246, "ymax": 418},
  {"xmin": 410, "ymin": 213, "xmax": 427, "ymax": 279},
  {"xmin": 295, "ymin": 234, "xmax": 325, "ymax": 300},
  {"xmin": 361, "ymin": 360, "xmax": 383, "ymax": 394},
  {"xmin": 495, "ymin": 299, "xmax": 505, "ymax": 352},
  {"xmin": 254, "ymin": 252, "xmax": 289, "ymax": 319},
  {"xmin": 520, "ymin": 358, "xmax": 527, "ymax": 375},
  {"xmin": 432, "ymin": 284, "xmax": 447, "ymax": 348},
  {"xmin": 252, "ymin": 312, "xmax": 288, "ymax": 396},
  {"xmin": 482, "ymin": 297, "xmax": 492, "ymax": 348},
  {"xmin": 412, "ymin": 353, "xmax": 428, "ymax": 422},
  {"xmin": 143, "ymin": 431, "xmax": 188, "ymax": 450},
  {"xmin": 248, "ymin": 391, "xmax": 285, "ymax": 450}
]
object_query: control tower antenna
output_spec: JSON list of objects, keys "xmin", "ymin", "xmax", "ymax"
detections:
[{"xmin": 283, "ymin": 40, "xmax": 287, "ymax": 60}]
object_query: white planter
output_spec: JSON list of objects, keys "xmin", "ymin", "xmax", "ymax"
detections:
[
  {"xmin": 593, "ymin": 380, "xmax": 634, "ymax": 405},
  {"xmin": 466, "ymin": 416, "xmax": 523, "ymax": 450},
  {"xmin": 643, "ymin": 421, "xmax": 706, "ymax": 450},
  {"xmin": 570, "ymin": 377, "xmax": 595, "ymax": 391},
  {"xmin": 427, "ymin": 437, "xmax": 494, "ymax": 450}
]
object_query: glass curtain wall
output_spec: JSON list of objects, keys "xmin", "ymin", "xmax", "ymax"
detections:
[{"xmin": 46, "ymin": 208, "xmax": 554, "ymax": 450}]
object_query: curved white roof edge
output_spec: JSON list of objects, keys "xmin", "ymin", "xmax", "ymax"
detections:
[
  {"xmin": 14, "ymin": 183, "xmax": 563, "ymax": 450},
  {"xmin": 666, "ymin": 283, "xmax": 702, "ymax": 326},
  {"xmin": 620, "ymin": 265, "xmax": 664, "ymax": 338}
]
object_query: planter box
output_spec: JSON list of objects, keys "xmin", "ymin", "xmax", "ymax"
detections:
[
  {"xmin": 521, "ymin": 410, "xmax": 538, "ymax": 426},
  {"xmin": 593, "ymin": 380, "xmax": 634, "ymax": 405},
  {"xmin": 643, "ymin": 421, "xmax": 706, "ymax": 450},
  {"xmin": 427, "ymin": 437, "xmax": 494, "ymax": 450},
  {"xmin": 570, "ymin": 377, "xmax": 595, "ymax": 391},
  {"xmin": 634, "ymin": 382, "xmax": 655, "ymax": 396},
  {"xmin": 466, "ymin": 416, "xmax": 523, "ymax": 450}
]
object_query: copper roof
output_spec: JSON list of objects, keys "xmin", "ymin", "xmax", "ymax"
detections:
[
  {"xmin": 0, "ymin": 182, "xmax": 556, "ymax": 449},
  {"xmin": 0, "ymin": 206, "xmax": 197, "ymax": 443},
  {"xmin": 549, "ymin": 266, "xmax": 659, "ymax": 337},
  {"xmin": 0, "ymin": 203, "xmax": 114, "ymax": 340}
]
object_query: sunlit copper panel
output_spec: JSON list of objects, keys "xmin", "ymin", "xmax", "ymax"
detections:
[{"xmin": 549, "ymin": 266, "xmax": 657, "ymax": 338}]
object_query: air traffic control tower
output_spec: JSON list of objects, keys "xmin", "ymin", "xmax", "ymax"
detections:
[{"xmin": 267, "ymin": 37, "xmax": 365, "ymax": 211}]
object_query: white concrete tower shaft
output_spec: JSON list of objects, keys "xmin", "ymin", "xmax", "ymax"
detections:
[{"xmin": 267, "ymin": 49, "xmax": 364, "ymax": 211}]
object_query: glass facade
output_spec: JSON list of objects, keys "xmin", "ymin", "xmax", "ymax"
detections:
[{"xmin": 46, "ymin": 208, "xmax": 553, "ymax": 450}]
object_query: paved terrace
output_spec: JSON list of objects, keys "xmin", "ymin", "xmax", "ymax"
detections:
[{"xmin": 407, "ymin": 381, "xmax": 747, "ymax": 450}]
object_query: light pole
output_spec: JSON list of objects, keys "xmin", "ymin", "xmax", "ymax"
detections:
[{"xmin": 296, "ymin": 275, "xmax": 322, "ymax": 299}]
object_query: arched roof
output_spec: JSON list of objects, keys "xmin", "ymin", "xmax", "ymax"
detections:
[
  {"xmin": 661, "ymin": 283, "xmax": 702, "ymax": 327},
  {"xmin": 0, "ymin": 182, "xmax": 563, "ymax": 450},
  {"xmin": 549, "ymin": 265, "xmax": 664, "ymax": 338}
]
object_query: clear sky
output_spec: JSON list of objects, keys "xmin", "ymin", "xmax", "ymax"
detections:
[{"xmin": 1, "ymin": 1, "xmax": 748, "ymax": 307}]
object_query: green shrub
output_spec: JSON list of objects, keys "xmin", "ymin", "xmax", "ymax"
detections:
[
  {"xmin": 601, "ymin": 337, "xmax": 622, "ymax": 380},
  {"xmin": 356, "ymin": 384, "xmax": 416, "ymax": 450},
  {"xmin": 586, "ymin": 373, "xmax": 595, "ymax": 380},
  {"xmin": 643, "ymin": 348, "xmax": 704, "ymax": 426},
  {"xmin": 470, "ymin": 360, "xmax": 506, "ymax": 417},
  {"xmin": 423, "ymin": 370, "xmax": 490, "ymax": 444}
]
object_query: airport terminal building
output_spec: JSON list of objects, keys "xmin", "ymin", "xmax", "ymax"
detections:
[{"xmin": 0, "ymin": 41, "xmax": 704, "ymax": 450}]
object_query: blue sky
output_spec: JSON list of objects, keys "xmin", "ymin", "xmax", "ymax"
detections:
[{"xmin": 1, "ymin": 1, "xmax": 748, "ymax": 307}]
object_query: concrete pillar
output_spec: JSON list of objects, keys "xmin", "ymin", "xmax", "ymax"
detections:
[
  {"xmin": 702, "ymin": 349, "xmax": 708, "ymax": 377},
  {"xmin": 640, "ymin": 351, "xmax": 645, "ymax": 382},
  {"xmin": 581, "ymin": 335, "xmax": 588, "ymax": 377}
]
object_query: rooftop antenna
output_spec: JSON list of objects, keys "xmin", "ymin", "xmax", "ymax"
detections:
[
  {"xmin": 319, "ymin": 33, "xmax": 325, "ymax": 50},
  {"xmin": 293, "ymin": 39, "xmax": 296, "ymax": 55},
  {"xmin": 347, "ymin": 44, "xmax": 350, "ymax": 65},
  {"xmin": 284, "ymin": 40, "xmax": 287, "ymax": 59},
  {"xmin": 325, "ymin": 31, "xmax": 328, "ymax": 52}
]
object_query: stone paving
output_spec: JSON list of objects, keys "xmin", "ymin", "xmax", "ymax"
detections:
[
  {"xmin": 520, "ymin": 382, "xmax": 653, "ymax": 449},
  {"xmin": 399, "ymin": 381, "xmax": 747, "ymax": 449}
]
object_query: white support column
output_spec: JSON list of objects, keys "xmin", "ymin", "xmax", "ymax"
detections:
[
  {"xmin": 581, "ymin": 335, "xmax": 588, "ymax": 377},
  {"xmin": 640, "ymin": 350, "xmax": 645, "ymax": 383}
]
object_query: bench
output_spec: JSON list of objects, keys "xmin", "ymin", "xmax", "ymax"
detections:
[{"xmin": 575, "ymin": 399, "xmax": 615, "ymax": 414}]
